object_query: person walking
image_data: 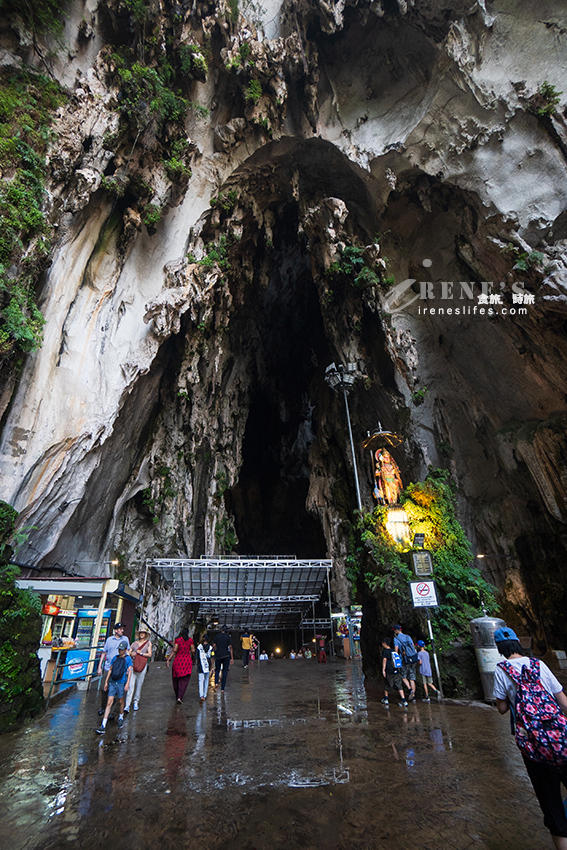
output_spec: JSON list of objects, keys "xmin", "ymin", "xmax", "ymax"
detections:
[
  {"xmin": 416, "ymin": 640, "xmax": 440, "ymax": 700},
  {"xmin": 97, "ymin": 621, "xmax": 130, "ymax": 718},
  {"xmin": 196, "ymin": 634, "xmax": 213, "ymax": 701},
  {"xmin": 381, "ymin": 636, "xmax": 407, "ymax": 707},
  {"xmin": 241, "ymin": 627, "xmax": 252, "ymax": 668},
  {"xmin": 96, "ymin": 639, "xmax": 132, "ymax": 734},
  {"xmin": 494, "ymin": 625, "xmax": 567, "ymax": 849},
  {"xmin": 125, "ymin": 627, "xmax": 153, "ymax": 713},
  {"xmin": 393, "ymin": 624, "xmax": 418, "ymax": 702},
  {"xmin": 213, "ymin": 625, "xmax": 233, "ymax": 692},
  {"xmin": 166, "ymin": 627, "xmax": 195, "ymax": 704}
]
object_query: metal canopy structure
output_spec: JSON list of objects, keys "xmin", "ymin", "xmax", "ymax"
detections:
[{"xmin": 149, "ymin": 558, "xmax": 332, "ymax": 630}]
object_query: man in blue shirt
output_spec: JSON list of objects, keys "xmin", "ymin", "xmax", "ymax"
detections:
[
  {"xmin": 393, "ymin": 624, "xmax": 418, "ymax": 702},
  {"xmin": 96, "ymin": 639, "xmax": 133, "ymax": 733}
]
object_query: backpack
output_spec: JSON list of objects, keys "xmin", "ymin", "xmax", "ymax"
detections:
[
  {"xmin": 391, "ymin": 651, "xmax": 403, "ymax": 669},
  {"xmin": 498, "ymin": 657, "xmax": 567, "ymax": 766},
  {"xmin": 110, "ymin": 655, "xmax": 127, "ymax": 681},
  {"xmin": 398, "ymin": 634, "xmax": 419, "ymax": 665}
]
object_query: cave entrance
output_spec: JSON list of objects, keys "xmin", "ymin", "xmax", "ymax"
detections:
[{"xmin": 226, "ymin": 200, "xmax": 331, "ymax": 559}]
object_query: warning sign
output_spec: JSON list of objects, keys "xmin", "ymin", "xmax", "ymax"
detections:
[{"xmin": 409, "ymin": 580, "xmax": 438, "ymax": 608}]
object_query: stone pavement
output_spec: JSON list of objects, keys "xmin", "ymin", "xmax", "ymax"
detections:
[{"xmin": 0, "ymin": 658, "xmax": 554, "ymax": 850}]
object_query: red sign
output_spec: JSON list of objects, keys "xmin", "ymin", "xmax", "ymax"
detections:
[{"xmin": 42, "ymin": 604, "xmax": 60, "ymax": 616}]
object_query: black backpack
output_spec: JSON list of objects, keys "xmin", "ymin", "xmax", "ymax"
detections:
[{"xmin": 110, "ymin": 655, "xmax": 127, "ymax": 681}]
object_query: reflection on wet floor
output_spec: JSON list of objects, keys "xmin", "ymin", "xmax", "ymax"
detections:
[{"xmin": 0, "ymin": 660, "xmax": 552, "ymax": 850}]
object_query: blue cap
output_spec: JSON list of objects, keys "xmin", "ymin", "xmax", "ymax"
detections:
[
  {"xmin": 417, "ymin": 640, "xmax": 425, "ymax": 647},
  {"xmin": 494, "ymin": 626, "xmax": 518, "ymax": 643}
]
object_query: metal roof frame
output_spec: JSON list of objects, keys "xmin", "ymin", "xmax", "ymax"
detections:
[{"xmin": 149, "ymin": 558, "xmax": 332, "ymax": 630}]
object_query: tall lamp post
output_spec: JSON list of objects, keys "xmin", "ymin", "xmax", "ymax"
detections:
[
  {"xmin": 324, "ymin": 362, "xmax": 362, "ymax": 512},
  {"xmin": 325, "ymin": 363, "xmax": 362, "ymax": 701}
]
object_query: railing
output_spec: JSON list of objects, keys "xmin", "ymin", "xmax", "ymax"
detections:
[{"xmin": 45, "ymin": 643, "xmax": 104, "ymax": 707}]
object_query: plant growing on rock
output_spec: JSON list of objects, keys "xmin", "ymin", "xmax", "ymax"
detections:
[
  {"xmin": 178, "ymin": 44, "xmax": 208, "ymax": 82},
  {"xmin": 189, "ymin": 234, "xmax": 232, "ymax": 273},
  {"xmin": 529, "ymin": 81, "xmax": 563, "ymax": 117},
  {"xmin": 209, "ymin": 190, "xmax": 238, "ymax": 212},
  {"xmin": 1, "ymin": 0, "xmax": 67, "ymax": 38},
  {"xmin": 215, "ymin": 515, "xmax": 238, "ymax": 554},
  {"xmin": 503, "ymin": 244, "xmax": 545, "ymax": 272},
  {"xmin": 325, "ymin": 245, "xmax": 381, "ymax": 288},
  {"xmin": 112, "ymin": 55, "xmax": 188, "ymax": 132},
  {"xmin": 411, "ymin": 387, "xmax": 428, "ymax": 406},
  {"xmin": 228, "ymin": 0, "xmax": 239, "ymax": 24},
  {"xmin": 245, "ymin": 79, "xmax": 263, "ymax": 105},
  {"xmin": 163, "ymin": 140, "xmax": 192, "ymax": 179},
  {"xmin": 142, "ymin": 203, "xmax": 161, "ymax": 229}
]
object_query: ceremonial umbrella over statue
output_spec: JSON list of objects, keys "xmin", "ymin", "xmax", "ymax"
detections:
[{"xmin": 362, "ymin": 426, "xmax": 404, "ymax": 452}]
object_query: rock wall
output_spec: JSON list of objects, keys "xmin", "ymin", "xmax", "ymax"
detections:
[{"xmin": 1, "ymin": 0, "xmax": 567, "ymax": 651}]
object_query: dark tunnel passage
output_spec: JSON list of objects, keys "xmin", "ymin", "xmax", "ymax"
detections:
[{"xmin": 226, "ymin": 204, "xmax": 331, "ymax": 557}]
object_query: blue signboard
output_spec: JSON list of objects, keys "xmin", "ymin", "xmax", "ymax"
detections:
[{"xmin": 61, "ymin": 650, "xmax": 90, "ymax": 681}]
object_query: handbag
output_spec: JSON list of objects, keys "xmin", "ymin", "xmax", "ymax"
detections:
[{"xmin": 133, "ymin": 640, "xmax": 149, "ymax": 673}]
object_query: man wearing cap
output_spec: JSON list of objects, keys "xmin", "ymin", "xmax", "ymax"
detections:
[
  {"xmin": 493, "ymin": 625, "xmax": 567, "ymax": 849},
  {"xmin": 97, "ymin": 622, "xmax": 130, "ymax": 717},
  {"xmin": 96, "ymin": 639, "xmax": 133, "ymax": 734},
  {"xmin": 393, "ymin": 624, "xmax": 418, "ymax": 702}
]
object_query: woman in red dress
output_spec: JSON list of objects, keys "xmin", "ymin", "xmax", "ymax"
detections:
[{"xmin": 166, "ymin": 627, "xmax": 195, "ymax": 703}]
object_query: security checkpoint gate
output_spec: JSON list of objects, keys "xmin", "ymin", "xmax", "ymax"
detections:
[{"xmin": 148, "ymin": 557, "xmax": 333, "ymax": 631}]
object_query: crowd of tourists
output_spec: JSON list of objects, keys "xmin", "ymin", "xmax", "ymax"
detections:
[{"xmin": 94, "ymin": 622, "xmax": 261, "ymax": 734}]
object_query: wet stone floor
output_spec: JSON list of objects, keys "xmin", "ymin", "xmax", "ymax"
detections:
[{"xmin": 0, "ymin": 659, "xmax": 553, "ymax": 850}]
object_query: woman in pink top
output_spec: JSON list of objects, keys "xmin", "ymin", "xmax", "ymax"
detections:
[{"xmin": 166, "ymin": 627, "xmax": 195, "ymax": 703}]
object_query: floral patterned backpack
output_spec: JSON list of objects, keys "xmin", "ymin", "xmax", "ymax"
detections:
[{"xmin": 498, "ymin": 657, "xmax": 567, "ymax": 766}]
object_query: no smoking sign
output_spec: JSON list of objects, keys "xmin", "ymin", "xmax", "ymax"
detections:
[{"xmin": 410, "ymin": 580, "xmax": 439, "ymax": 608}]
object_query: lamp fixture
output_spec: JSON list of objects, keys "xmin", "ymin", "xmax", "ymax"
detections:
[{"xmin": 324, "ymin": 362, "xmax": 362, "ymax": 511}]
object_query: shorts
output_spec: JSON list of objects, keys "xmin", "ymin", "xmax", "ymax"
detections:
[
  {"xmin": 386, "ymin": 671, "xmax": 403, "ymax": 691},
  {"xmin": 402, "ymin": 663, "xmax": 417, "ymax": 681},
  {"xmin": 421, "ymin": 674, "xmax": 433, "ymax": 684},
  {"xmin": 108, "ymin": 680, "xmax": 125, "ymax": 699}
]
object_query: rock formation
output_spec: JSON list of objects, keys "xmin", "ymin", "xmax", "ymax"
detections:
[{"xmin": 1, "ymin": 0, "xmax": 567, "ymax": 662}]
